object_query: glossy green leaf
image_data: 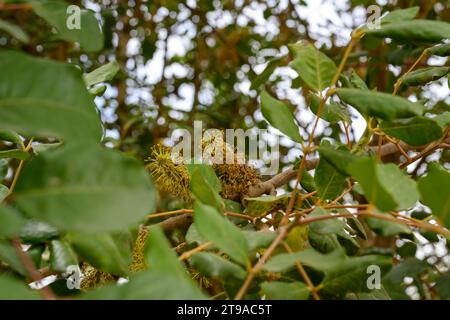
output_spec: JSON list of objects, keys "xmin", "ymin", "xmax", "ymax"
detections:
[
  {"xmin": 380, "ymin": 117, "xmax": 443, "ymax": 146},
  {"xmin": 190, "ymin": 252, "xmax": 247, "ymax": 280},
  {"xmin": 261, "ymin": 281, "xmax": 310, "ymax": 300},
  {"xmin": 0, "ymin": 51, "xmax": 102, "ymax": 143},
  {"xmin": 0, "ymin": 19, "xmax": 29, "ymax": 43},
  {"xmin": 194, "ymin": 202, "xmax": 249, "ymax": 267},
  {"xmin": 50, "ymin": 239, "xmax": 78, "ymax": 273},
  {"xmin": 14, "ymin": 143, "xmax": 156, "ymax": 233},
  {"xmin": 401, "ymin": 67, "xmax": 449, "ymax": 87},
  {"xmin": 349, "ymin": 158, "xmax": 419, "ymax": 211},
  {"xmin": 336, "ymin": 88, "xmax": 424, "ymax": 120},
  {"xmin": 260, "ymin": 91, "xmax": 302, "ymax": 143},
  {"xmin": 366, "ymin": 20, "xmax": 450, "ymax": 43},
  {"xmin": 418, "ymin": 162, "xmax": 450, "ymax": 228},
  {"xmin": 31, "ymin": 0, "xmax": 104, "ymax": 52},
  {"xmin": 83, "ymin": 61, "xmax": 120, "ymax": 87},
  {"xmin": 289, "ymin": 43, "xmax": 337, "ymax": 91}
]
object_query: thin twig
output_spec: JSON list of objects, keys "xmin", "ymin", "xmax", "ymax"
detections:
[{"xmin": 10, "ymin": 238, "xmax": 56, "ymax": 300}]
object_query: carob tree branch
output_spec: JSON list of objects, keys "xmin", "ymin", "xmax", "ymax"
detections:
[{"xmin": 247, "ymin": 138, "xmax": 449, "ymax": 197}]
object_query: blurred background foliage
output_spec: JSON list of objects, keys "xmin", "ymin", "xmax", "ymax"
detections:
[{"xmin": 1, "ymin": 0, "xmax": 449, "ymax": 200}]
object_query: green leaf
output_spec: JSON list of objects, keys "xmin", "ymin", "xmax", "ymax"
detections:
[
  {"xmin": 0, "ymin": 51, "xmax": 102, "ymax": 143},
  {"xmin": 31, "ymin": 0, "xmax": 104, "ymax": 52},
  {"xmin": 194, "ymin": 202, "xmax": 249, "ymax": 267},
  {"xmin": 0, "ymin": 129, "xmax": 23, "ymax": 145},
  {"xmin": 435, "ymin": 274, "xmax": 450, "ymax": 299},
  {"xmin": 308, "ymin": 230, "xmax": 341, "ymax": 254},
  {"xmin": 349, "ymin": 70, "xmax": 369, "ymax": 90},
  {"xmin": 289, "ymin": 43, "xmax": 337, "ymax": 91},
  {"xmin": 261, "ymin": 281, "xmax": 310, "ymax": 300},
  {"xmin": 0, "ymin": 240, "xmax": 27, "ymax": 275},
  {"xmin": 19, "ymin": 220, "xmax": 59, "ymax": 244},
  {"xmin": 309, "ymin": 95, "xmax": 350, "ymax": 124},
  {"xmin": 260, "ymin": 91, "xmax": 302, "ymax": 143},
  {"xmin": 264, "ymin": 248, "xmax": 345, "ymax": 273},
  {"xmin": 418, "ymin": 162, "xmax": 450, "ymax": 228},
  {"xmin": 0, "ymin": 185, "xmax": 8, "ymax": 202},
  {"xmin": 366, "ymin": 20, "xmax": 450, "ymax": 43},
  {"xmin": 250, "ymin": 56, "xmax": 285, "ymax": 90},
  {"xmin": 89, "ymin": 85, "xmax": 107, "ymax": 97},
  {"xmin": 83, "ymin": 61, "xmax": 120, "ymax": 87},
  {"xmin": 428, "ymin": 43, "xmax": 450, "ymax": 57},
  {"xmin": 336, "ymin": 88, "xmax": 424, "ymax": 120},
  {"xmin": 243, "ymin": 195, "xmax": 289, "ymax": 217},
  {"xmin": 243, "ymin": 230, "xmax": 277, "ymax": 252},
  {"xmin": 185, "ymin": 223, "xmax": 205, "ymax": 245},
  {"xmin": 380, "ymin": 117, "xmax": 443, "ymax": 146},
  {"xmin": 366, "ymin": 212, "xmax": 412, "ymax": 236},
  {"xmin": 50, "ymin": 239, "xmax": 78, "ymax": 273},
  {"xmin": 186, "ymin": 164, "xmax": 221, "ymax": 193},
  {"xmin": 318, "ymin": 145, "xmax": 362, "ymax": 176},
  {"xmin": 14, "ymin": 143, "xmax": 156, "ymax": 233},
  {"xmin": 346, "ymin": 286, "xmax": 391, "ymax": 300},
  {"xmin": 315, "ymin": 145, "xmax": 347, "ymax": 201},
  {"xmin": 190, "ymin": 252, "xmax": 247, "ymax": 280},
  {"xmin": 31, "ymin": 142, "xmax": 62, "ymax": 154},
  {"xmin": 189, "ymin": 168, "xmax": 224, "ymax": 211},
  {"xmin": 0, "ymin": 149, "xmax": 30, "ymax": 160},
  {"xmin": 308, "ymin": 208, "xmax": 346, "ymax": 234},
  {"xmin": 0, "ymin": 274, "xmax": 40, "ymax": 300},
  {"xmin": 433, "ymin": 111, "xmax": 450, "ymax": 129},
  {"xmin": 0, "ymin": 19, "xmax": 30, "ymax": 43},
  {"xmin": 401, "ymin": 67, "xmax": 449, "ymax": 87},
  {"xmin": 380, "ymin": 7, "xmax": 419, "ymax": 25},
  {"xmin": 83, "ymin": 269, "xmax": 205, "ymax": 300},
  {"xmin": 0, "ymin": 159, "xmax": 7, "ymax": 180},
  {"xmin": 321, "ymin": 255, "xmax": 392, "ymax": 297},
  {"xmin": 0, "ymin": 205, "xmax": 25, "ymax": 237},
  {"xmin": 382, "ymin": 258, "xmax": 429, "ymax": 300},
  {"xmin": 68, "ymin": 232, "xmax": 131, "ymax": 276},
  {"xmin": 348, "ymin": 158, "xmax": 419, "ymax": 211}
]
